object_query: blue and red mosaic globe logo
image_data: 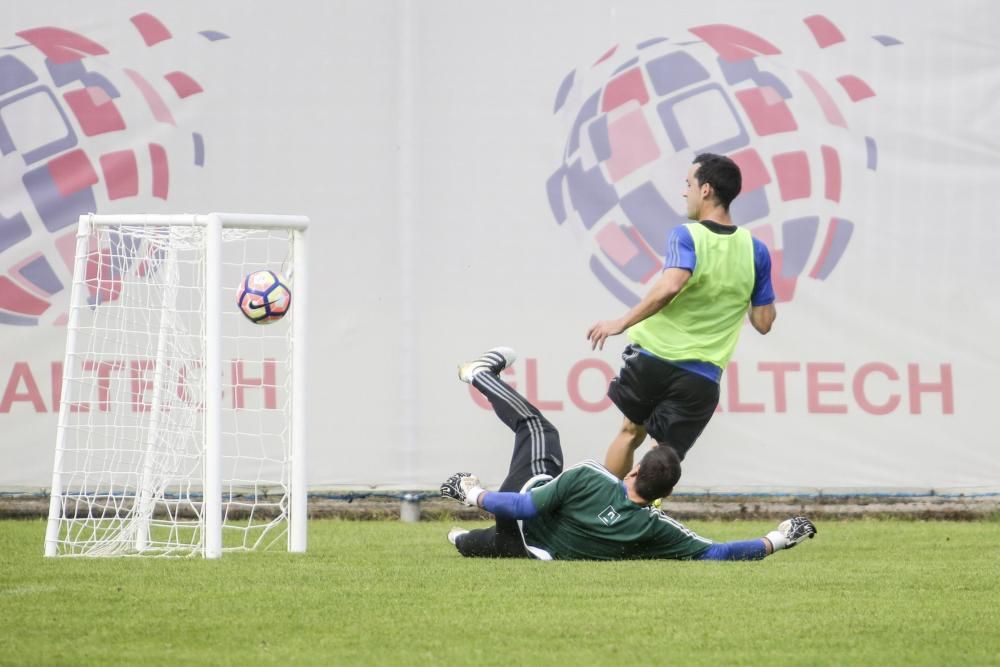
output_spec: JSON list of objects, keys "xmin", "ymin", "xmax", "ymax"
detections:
[
  {"xmin": 0, "ymin": 13, "xmax": 227, "ymax": 326},
  {"xmin": 547, "ymin": 16, "xmax": 901, "ymax": 306}
]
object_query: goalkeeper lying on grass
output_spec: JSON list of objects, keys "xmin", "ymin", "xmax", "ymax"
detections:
[{"xmin": 442, "ymin": 347, "xmax": 816, "ymax": 561}]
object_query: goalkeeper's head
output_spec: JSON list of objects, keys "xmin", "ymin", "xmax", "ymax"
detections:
[{"xmin": 631, "ymin": 445, "xmax": 682, "ymax": 504}]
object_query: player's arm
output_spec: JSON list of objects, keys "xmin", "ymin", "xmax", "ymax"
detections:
[
  {"xmin": 749, "ymin": 302, "xmax": 775, "ymax": 334},
  {"xmin": 748, "ymin": 237, "xmax": 776, "ymax": 335},
  {"xmin": 440, "ymin": 485, "xmax": 542, "ymax": 520},
  {"xmin": 437, "ymin": 473, "xmax": 539, "ymax": 519},
  {"xmin": 478, "ymin": 491, "xmax": 538, "ymax": 519},
  {"xmin": 587, "ymin": 226, "xmax": 696, "ymax": 351},
  {"xmin": 440, "ymin": 466, "xmax": 581, "ymax": 518},
  {"xmin": 696, "ymin": 517, "xmax": 817, "ymax": 560},
  {"xmin": 587, "ymin": 269, "xmax": 691, "ymax": 350}
]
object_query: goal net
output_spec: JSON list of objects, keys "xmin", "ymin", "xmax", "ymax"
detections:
[{"xmin": 44, "ymin": 213, "xmax": 308, "ymax": 558}]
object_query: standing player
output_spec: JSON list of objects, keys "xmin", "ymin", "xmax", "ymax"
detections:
[
  {"xmin": 443, "ymin": 347, "xmax": 816, "ymax": 561},
  {"xmin": 586, "ymin": 153, "xmax": 776, "ymax": 478}
]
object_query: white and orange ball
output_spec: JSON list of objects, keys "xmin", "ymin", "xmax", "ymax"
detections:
[{"xmin": 237, "ymin": 270, "xmax": 291, "ymax": 324}]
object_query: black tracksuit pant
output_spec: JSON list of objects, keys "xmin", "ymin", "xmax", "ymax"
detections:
[{"xmin": 455, "ymin": 371, "xmax": 564, "ymax": 558}]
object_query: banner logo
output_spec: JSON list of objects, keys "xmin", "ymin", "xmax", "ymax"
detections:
[
  {"xmin": 547, "ymin": 16, "xmax": 901, "ymax": 307},
  {"xmin": 0, "ymin": 14, "xmax": 228, "ymax": 326}
]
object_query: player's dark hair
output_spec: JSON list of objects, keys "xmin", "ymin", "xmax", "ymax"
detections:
[
  {"xmin": 692, "ymin": 153, "xmax": 742, "ymax": 211},
  {"xmin": 634, "ymin": 445, "xmax": 682, "ymax": 503}
]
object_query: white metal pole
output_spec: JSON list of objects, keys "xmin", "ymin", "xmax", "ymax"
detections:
[
  {"xmin": 83, "ymin": 213, "xmax": 308, "ymax": 231},
  {"xmin": 135, "ymin": 230, "xmax": 180, "ymax": 552},
  {"xmin": 289, "ymin": 227, "xmax": 308, "ymax": 553},
  {"xmin": 204, "ymin": 215, "xmax": 223, "ymax": 559},
  {"xmin": 213, "ymin": 213, "xmax": 309, "ymax": 230},
  {"xmin": 397, "ymin": 0, "xmax": 418, "ymax": 486},
  {"xmin": 44, "ymin": 214, "xmax": 93, "ymax": 557}
]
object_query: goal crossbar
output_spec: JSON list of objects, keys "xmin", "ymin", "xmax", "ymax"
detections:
[{"xmin": 83, "ymin": 212, "xmax": 310, "ymax": 231}]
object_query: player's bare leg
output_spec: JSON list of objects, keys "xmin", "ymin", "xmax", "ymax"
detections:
[{"xmin": 603, "ymin": 417, "xmax": 647, "ymax": 478}]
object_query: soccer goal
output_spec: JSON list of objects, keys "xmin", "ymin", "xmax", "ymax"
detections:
[{"xmin": 43, "ymin": 213, "xmax": 308, "ymax": 558}]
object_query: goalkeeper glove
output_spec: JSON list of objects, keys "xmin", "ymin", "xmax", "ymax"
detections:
[
  {"xmin": 766, "ymin": 516, "xmax": 817, "ymax": 551},
  {"xmin": 440, "ymin": 472, "xmax": 485, "ymax": 507}
]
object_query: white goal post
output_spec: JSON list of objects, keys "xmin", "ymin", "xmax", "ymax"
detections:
[{"xmin": 44, "ymin": 213, "xmax": 308, "ymax": 558}]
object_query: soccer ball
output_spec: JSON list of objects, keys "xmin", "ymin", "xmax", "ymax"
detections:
[{"xmin": 237, "ymin": 270, "xmax": 291, "ymax": 324}]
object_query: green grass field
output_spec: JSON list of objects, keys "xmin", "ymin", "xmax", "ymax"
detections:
[{"xmin": 2, "ymin": 518, "xmax": 999, "ymax": 666}]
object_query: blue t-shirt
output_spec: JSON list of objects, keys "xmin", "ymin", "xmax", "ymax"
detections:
[{"xmin": 644, "ymin": 221, "xmax": 775, "ymax": 383}]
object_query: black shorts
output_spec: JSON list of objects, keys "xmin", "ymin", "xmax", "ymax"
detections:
[{"xmin": 607, "ymin": 344, "xmax": 720, "ymax": 460}]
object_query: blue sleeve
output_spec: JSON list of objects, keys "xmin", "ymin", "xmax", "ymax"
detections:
[
  {"xmin": 481, "ymin": 491, "xmax": 539, "ymax": 519},
  {"xmin": 750, "ymin": 237, "xmax": 775, "ymax": 307},
  {"xmin": 695, "ymin": 539, "xmax": 768, "ymax": 561},
  {"xmin": 664, "ymin": 225, "xmax": 696, "ymax": 272}
]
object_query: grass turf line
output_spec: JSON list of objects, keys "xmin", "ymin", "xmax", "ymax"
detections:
[{"xmin": 1, "ymin": 518, "xmax": 998, "ymax": 666}]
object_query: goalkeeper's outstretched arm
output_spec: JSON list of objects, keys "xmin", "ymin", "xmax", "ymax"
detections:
[
  {"xmin": 440, "ymin": 473, "xmax": 541, "ymax": 519},
  {"xmin": 697, "ymin": 517, "xmax": 818, "ymax": 561}
]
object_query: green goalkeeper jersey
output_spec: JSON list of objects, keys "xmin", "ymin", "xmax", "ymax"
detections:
[{"xmin": 524, "ymin": 460, "xmax": 712, "ymax": 561}]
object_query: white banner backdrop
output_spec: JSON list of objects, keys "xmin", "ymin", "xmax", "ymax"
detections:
[{"xmin": 0, "ymin": 1, "xmax": 997, "ymax": 492}]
